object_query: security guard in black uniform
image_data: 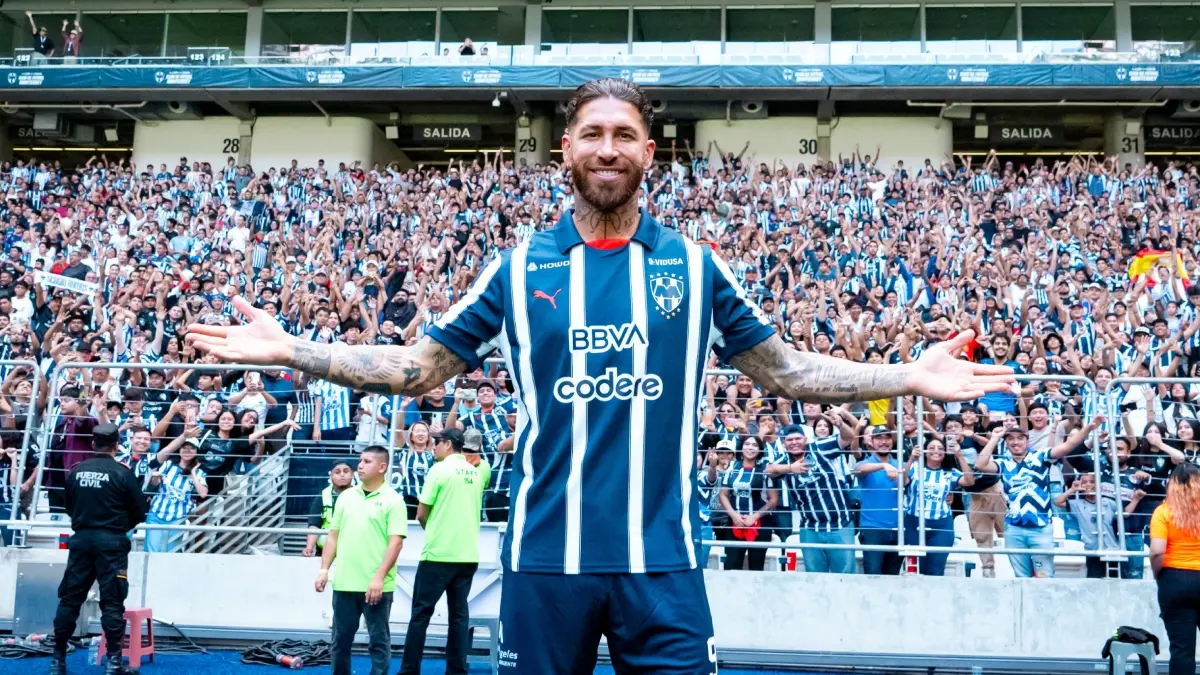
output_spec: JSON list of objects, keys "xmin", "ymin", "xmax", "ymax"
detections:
[{"xmin": 50, "ymin": 424, "xmax": 147, "ymax": 675}]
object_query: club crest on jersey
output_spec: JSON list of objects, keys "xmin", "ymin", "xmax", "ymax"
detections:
[{"xmin": 649, "ymin": 273, "xmax": 685, "ymax": 318}]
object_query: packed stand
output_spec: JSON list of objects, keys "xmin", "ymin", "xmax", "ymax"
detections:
[{"xmin": 0, "ymin": 147, "xmax": 1193, "ymax": 576}]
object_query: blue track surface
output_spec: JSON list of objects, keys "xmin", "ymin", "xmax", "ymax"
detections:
[{"xmin": 4, "ymin": 650, "xmax": 828, "ymax": 675}]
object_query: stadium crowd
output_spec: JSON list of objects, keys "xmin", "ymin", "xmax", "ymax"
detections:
[{"xmin": 0, "ymin": 142, "xmax": 1195, "ymax": 578}]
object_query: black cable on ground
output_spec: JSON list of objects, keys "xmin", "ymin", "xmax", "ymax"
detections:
[
  {"xmin": 241, "ymin": 640, "xmax": 332, "ymax": 669},
  {"xmin": 152, "ymin": 618, "xmax": 208, "ymax": 655},
  {"xmin": 0, "ymin": 635, "xmax": 75, "ymax": 659}
]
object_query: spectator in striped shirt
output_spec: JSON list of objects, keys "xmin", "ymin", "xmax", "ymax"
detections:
[
  {"xmin": 901, "ymin": 436, "xmax": 976, "ymax": 576},
  {"xmin": 769, "ymin": 424, "xmax": 857, "ymax": 574},
  {"xmin": 144, "ymin": 430, "xmax": 210, "ymax": 553},
  {"xmin": 697, "ymin": 439, "xmax": 736, "ymax": 569},
  {"xmin": 717, "ymin": 435, "xmax": 778, "ymax": 571},
  {"xmin": 311, "ymin": 377, "xmax": 354, "ymax": 443},
  {"xmin": 391, "ymin": 420, "xmax": 434, "ymax": 519}
]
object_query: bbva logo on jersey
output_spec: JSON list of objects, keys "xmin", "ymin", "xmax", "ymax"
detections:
[{"xmin": 649, "ymin": 272, "xmax": 685, "ymax": 319}]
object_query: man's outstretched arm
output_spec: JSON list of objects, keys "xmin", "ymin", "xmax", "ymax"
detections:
[
  {"xmin": 185, "ymin": 297, "xmax": 470, "ymax": 397},
  {"xmin": 729, "ymin": 332, "xmax": 1014, "ymax": 404},
  {"xmin": 287, "ymin": 337, "xmax": 468, "ymax": 396},
  {"xmin": 730, "ymin": 335, "xmax": 910, "ymax": 404}
]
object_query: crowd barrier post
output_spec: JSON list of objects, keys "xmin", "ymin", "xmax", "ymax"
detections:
[
  {"xmin": 895, "ymin": 395, "xmax": 906, "ymax": 556},
  {"xmin": 5, "ymin": 359, "xmax": 43, "ymax": 528},
  {"xmin": 915, "ymin": 394, "xmax": 927, "ymax": 548},
  {"xmin": 26, "ymin": 366, "xmax": 65, "ymax": 520}
]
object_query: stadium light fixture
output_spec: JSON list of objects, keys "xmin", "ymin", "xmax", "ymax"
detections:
[{"xmin": 492, "ymin": 94, "xmax": 501, "ymax": 108}]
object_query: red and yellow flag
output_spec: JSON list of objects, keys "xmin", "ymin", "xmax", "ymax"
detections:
[{"xmin": 1129, "ymin": 248, "xmax": 1190, "ymax": 288}]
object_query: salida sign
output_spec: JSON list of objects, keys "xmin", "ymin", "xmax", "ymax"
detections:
[
  {"xmin": 990, "ymin": 125, "xmax": 1064, "ymax": 145},
  {"xmin": 413, "ymin": 125, "xmax": 481, "ymax": 143},
  {"xmin": 1146, "ymin": 125, "xmax": 1200, "ymax": 148}
]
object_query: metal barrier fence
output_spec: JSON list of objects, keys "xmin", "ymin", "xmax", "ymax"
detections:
[
  {"xmin": 1102, "ymin": 376, "xmax": 1200, "ymax": 569},
  {"xmin": 0, "ymin": 364, "xmax": 1172, "ymax": 579},
  {"xmin": 2, "ymin": 359, "xmax": 43, "ymax": 546}
]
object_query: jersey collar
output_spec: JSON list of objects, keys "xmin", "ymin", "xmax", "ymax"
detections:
[{"xmin": 553, "ymin": 207, "xmax": 661, "ymax": 253}]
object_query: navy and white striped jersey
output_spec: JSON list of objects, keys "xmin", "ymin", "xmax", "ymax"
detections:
[
  {"xmin": 147, "ymin": 458, "xmax": 207, "ymax": 522},
  {"xmin": 311, "ymin": 379, "xmax": 352, "ymax": 431},
  {"xmin": 904, "ymin": 464, "xmax": 962, "ymax": 521},
  {"xmin": 719, "ymin": 460, "xmax": 775, "ymax": 515},
  {"xmin": 428, "ymin": 209, "xmax": 776, "ymax": 574},
  {"xmin": 781, "ymin": 440, "xmax": 853, "ymax": 532},
  {"xmin": 389, "ymin": 447, "xmax": 434, "ymax": 500}
]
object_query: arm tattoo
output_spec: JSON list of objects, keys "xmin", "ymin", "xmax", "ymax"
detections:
[
  {"xmin": 290, "ymin": 342, "xmax": 332, "ymax": 379},
  {"xmin": 285, "ymin": 337, "xmax": 468, "ymax": 396},
  {"xmin": 729, "ymin": 335, "xmax": 912, "ymax": 404}
]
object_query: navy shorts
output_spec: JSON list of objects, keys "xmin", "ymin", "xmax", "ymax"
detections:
[{"xmin": 497, "ymin": 567, "xmax": 717, "ymax": 675}]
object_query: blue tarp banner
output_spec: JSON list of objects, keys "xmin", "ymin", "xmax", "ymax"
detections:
[
  {"xmin": 97, "ymin": 66, "xmax": 251, "ymax": 88},
  {"xmin": 405, "ymin": 66, "xmax": 559, "ymax": 87},
  {"xmin": 0, "ymin": 67, "xmax": 100, "ymax": 88},
  {"xmin": 1049, "ymin": 64, "xmax": 1195, "ymax": 86},
  {"xmin": 721, "ymin": 66, "xmax": 886, "ymax": 87},
  {"xmin": 2, "ymin": 63, "xmax": 1200, "ymax": 90},
  {"xmin": 559, "ymin": 66, "xmax": 722, "ymax": 88},
  {"xmin": 885, "ymin": 65, "xmax": 1055, "ymax": 87},
  {"xmin": 248, "ymin": 66, "xmax": 403, "ymax": 88}
]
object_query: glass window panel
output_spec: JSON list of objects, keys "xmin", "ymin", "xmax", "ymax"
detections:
[
  {"xmin": 1021, "ymin": 6, "xmax": 1115, "ymax": 41},
  {"xmin": 543, "ymin": 10, "xmax": 629, "ymax": 44},
  {"xmin": 262, "ymin": 11, "xmax": 347, "ymax": 57},
  {"xmin": 925, "ymin": 6, "xmax": 1017, "ymax": 40},
  {"xmin": 726, "ymin": 7, "xmax": 816, "ymax": 42},
  {"xmin": 831, "ymin": 7, "xmax": 921, "ymax": 41},
  {"xmin": 633, "ymin": 9, "xmax": 721, "ymax": 42},
  {"xmin": 350, "ymin": 10, "xmax": 436, "ymax": 44},
  {"xmin": 349, "ymin": 10, "xmax": 436, "ymax": 58},
  {"xmin": 1131, "ymin": 6, "xmax": 1200, "ymax": 43},
  {"xmin": 165, "ymin": 12, "xmax": 248, "ymax": 57},
  {"xmin": 81, "ymin": 13, "xmax": 167, "ymax": 58},
  {"xmin": 0, "ymin": 14, "xmax": 18, "ymax": 56},
  {"xmin": 440, "ymin": 8, "xmax": 526, "ymax": 47}
]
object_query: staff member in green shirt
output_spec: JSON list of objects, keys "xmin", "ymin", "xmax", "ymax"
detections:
[
  {"xmin": 303, "ymin": 460, "xmax": 354, "ymax": 557},
  {"xmin": 399, "ymin": 428, "xmax": 491, "ymax": 675},
  {"xmin": 314, "ymin": 446, "xmax": 407, "ymax": 675}
]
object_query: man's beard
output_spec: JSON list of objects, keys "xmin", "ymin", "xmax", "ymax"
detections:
[{"xmin": 571, "ymin": 158, "xmax": 643, "ymax": 213}]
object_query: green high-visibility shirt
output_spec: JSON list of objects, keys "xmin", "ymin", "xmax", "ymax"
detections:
[
  {"xmin": 419, "ymin": 454, "xmax": 491, "ymax": 563},
  {"xmin": 330, "ymin": 482, "xmax": 408, "ymax": 593}
]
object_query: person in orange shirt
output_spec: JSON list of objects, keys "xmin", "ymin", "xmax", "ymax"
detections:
[{"xmin": 1150, "ymin": 463, "xmax": 1200, "ymax": 675}]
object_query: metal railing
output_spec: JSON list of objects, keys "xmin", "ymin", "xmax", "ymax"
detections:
[
  {"xmin": 3, "ymin": 359, "xmax": 44, "ymax": 548},
  {"xmin": 1102, "ymin": 376, "xmax": 1200, "ymax": 569},
  {"xmin": 7, "ymin": 45, "xmax": 1199, "ymax": 69},
  {"xmin": 181, "ymin": 443, "xmax": 292, "ymax": 555},
  {"xmin": 0, "ymin": 364, "xmax": 1166, "ymax": 579}
]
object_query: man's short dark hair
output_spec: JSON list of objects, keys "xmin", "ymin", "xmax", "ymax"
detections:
[
  {"xmin": 361, "ymin": 445, "xmax": 390, "ymax": 465},
  {"xmin": 565, "ymin": 78, "xmax": 653, "ymax": 133}
]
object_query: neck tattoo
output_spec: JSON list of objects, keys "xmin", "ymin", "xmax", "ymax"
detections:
[{"xmin": 574, "ymin": 199, "xmax": 640, "ymax": 241}]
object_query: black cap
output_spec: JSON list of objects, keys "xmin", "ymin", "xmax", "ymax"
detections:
[
  {"xmin": 93, "ymin": 423, "xmax": 120, "ymax": 450},
  {"xmin": 435, "ymin": 428, "xmax": 466, "ymax": 451}
]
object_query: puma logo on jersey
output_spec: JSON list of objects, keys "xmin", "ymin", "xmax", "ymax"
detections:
[{"xmin": 533, "ymin": 288, "xmax": 561, "ymax": 309}]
